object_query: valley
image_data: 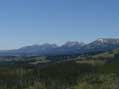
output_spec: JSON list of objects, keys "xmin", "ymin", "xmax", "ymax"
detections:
[{"xmin": 0, "ymin": 45, "xmax": 119, "ymax": 89}]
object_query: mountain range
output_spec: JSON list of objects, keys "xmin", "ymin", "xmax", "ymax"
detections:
[{"xmin": 1, "ymin": 38, "xmax": 119, "ymax": 56}]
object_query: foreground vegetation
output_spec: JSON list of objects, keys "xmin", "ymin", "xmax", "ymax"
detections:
[
  {"xmin": 0, "ymin": 49, "xmax": 119, "ymax": 89},
  {"xmin": 0, "ymin": 60, "xmax": 119, "ymax": 89}
]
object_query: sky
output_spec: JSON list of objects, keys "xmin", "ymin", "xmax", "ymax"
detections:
[{"xmin": 0, "ymin": 0, "xmax": 119, "ymax": 49}]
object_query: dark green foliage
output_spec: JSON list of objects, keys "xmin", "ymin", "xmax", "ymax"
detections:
[{"xmin": 0, "ymin": 50, "xmax": 119, "ymax": 89}]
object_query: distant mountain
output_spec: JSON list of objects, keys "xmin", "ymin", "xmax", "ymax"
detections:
[
  {"xmin": 0, "ymin": 38, "xmax": 119, "ymax": 56},
  {"xmin": 56, "ymin": 41, "xmax": 85, "ymax": 55},
  {"xmin": 17, "ymin": 43, "xmax": 58, "ymax": 53},
  {"xmin": 90, "ymin": 38, "xmax": 119, "ymax": 46},
  {"xmin": 83, "ymin": 38, "xmax": 119, "ymax": 52},
  {"xmin": 62, "ymin": 41, "xmax": 85, "ymax": 48}
]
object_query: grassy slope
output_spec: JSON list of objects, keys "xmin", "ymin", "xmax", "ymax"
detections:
[
  {"xmin": 93, "ymin": 48, "xmax": 119, "ymax": 58},
  {"xmin": 0, "ymin": 49, "xmax": 119, "ymax": 89}
]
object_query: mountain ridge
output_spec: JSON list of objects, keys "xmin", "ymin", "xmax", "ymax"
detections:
[{"xmin": 0, "ymin": 38, "xmax": 119, "ymax": 56}]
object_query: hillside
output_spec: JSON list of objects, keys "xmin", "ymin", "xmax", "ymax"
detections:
[
  {"xmin": 0, "ymin": 48, "xmax": 119, "ymax": 89},
  {"xmin": 92, "ymin": 48, "xmax": 119, "ymax": 59}
]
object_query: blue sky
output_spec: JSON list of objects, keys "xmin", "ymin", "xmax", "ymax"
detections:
[{"xmin": 0, "ymin": 0, "xmax": 119, "ymax": 49}]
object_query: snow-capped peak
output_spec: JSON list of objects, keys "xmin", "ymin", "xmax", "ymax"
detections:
[
  {"xmin": 94, "ymin": 38, "xmax": 119, "ymax": 44},
  {"xmin": 96, "ymin": 38, "xmax": 104, "ymax": 43},
  {"xmin": 63, "ymin": 41, "xmax": 85, "ymax": 47}
]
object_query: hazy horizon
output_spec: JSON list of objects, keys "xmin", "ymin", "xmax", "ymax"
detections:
[
  {"xmin": 0, "ymin": 0, "xmax": 119, "ymax": 49},
  {"xmin": 1, "ymin": 37, "xmax": 119, "ymax": 50}
]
